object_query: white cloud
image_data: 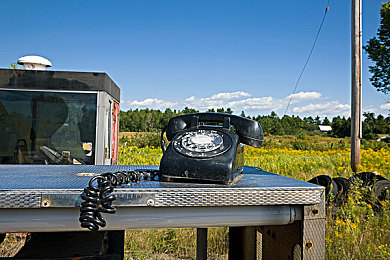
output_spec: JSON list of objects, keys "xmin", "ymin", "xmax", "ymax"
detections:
[
  {"xmin": 178, "ymin": 91, "xmax": 321, "ymax": 113},
  {"xmin": 124, "ymin": 91, "xmax": 332, "ymax": 115},
  {"xmin": 208, "ymin": 91, "xmax": 251, "ymax": 100},
  {"xmin": 122, "ymin": 91, "xmax": 388, "ymax": 118},
  {"xmin": 226, "ymin": 97, "xmax": 283, "ymax": 111},
  {"xmin": 184, "ymin": 96, "xmax": 196, "ymax": 102},
  {"xmin": 363, "ymin": 104, "xmax": 390, "ymax": 116},
  {"xmin": 285, "ymin": 91, "xmax": 322, "ymax": 104},
  {"xmin": 184, "ymin": 97, "xmax": 224, "ymax": 109},
  {"xmin": 182, "ymin": 91, "xmax": 252, "ymax": 109},
  {"xmin": 292, "ymin": 101, "xmax": 350, "ymax": 117},
  {"xmin": 380, "ymin": 103, "xmax": 390, "ymax": 110},
  {"xmin": 223, "ymin": 92, "xmax": 321, "ymax": 112},
  {"xmin": 126, "ymin": 98, "xmax": 176, "ymax": 109},
  {"xmin": 363, "ymin": 106, "xmax": 379, "ymax": 114}
]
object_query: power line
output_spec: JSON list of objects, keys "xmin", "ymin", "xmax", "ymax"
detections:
[{"xmin": 284, "ymin": 0, "xmax": 331, "ymax": 115}]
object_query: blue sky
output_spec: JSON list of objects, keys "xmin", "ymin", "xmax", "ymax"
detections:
[{"xmin": 1, "ymin": 0, "xmax": 389, "ymax": 118}]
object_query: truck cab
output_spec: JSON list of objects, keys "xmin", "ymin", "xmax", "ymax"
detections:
[{"xmin": 0, "ymin": 69, "xmax": 120, "ymax": 165}]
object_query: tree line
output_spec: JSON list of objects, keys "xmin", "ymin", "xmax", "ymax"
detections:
[{"xmin": 119, "ymin": 108, "xmax": 390, "ymax": 139}]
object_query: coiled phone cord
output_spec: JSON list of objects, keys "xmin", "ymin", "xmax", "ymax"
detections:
[{"xmin": 79, "ymin": 170, "xmax": 160, "ymax": 231}]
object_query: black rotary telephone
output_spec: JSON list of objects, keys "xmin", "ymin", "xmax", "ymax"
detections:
[
  {"xmin": 159, "ymin": 112, "xmax": 264, "ymax": 184},
  {"xmin": 79, "ymin": 113, "xmax": 264, "ymax": 231}
]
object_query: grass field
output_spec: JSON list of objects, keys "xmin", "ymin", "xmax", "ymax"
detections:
[{"xmin": 119, "ymin": 135, "xmax": 390, "ymax": 259}]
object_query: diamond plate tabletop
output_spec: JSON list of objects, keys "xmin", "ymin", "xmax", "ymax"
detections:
[{"xmin": 0, "ymin": 165, "xmax": 323, "ymax": 208}]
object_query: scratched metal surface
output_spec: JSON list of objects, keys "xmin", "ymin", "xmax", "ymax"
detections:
[{"xmin": 0, "ymin": 165, "xmax": 324, "ymax": 208}]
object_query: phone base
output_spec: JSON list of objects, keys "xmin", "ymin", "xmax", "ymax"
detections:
[
  {"xmin": 161, "ymin": 171, "xmax": 243, "ymax": 185},
  {"xmin": 159, "ymin": 124, "xmax": 245, "ymax": 185}
]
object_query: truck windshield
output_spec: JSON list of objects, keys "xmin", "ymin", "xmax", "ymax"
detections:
[{"xmin": 0, "ymin": 90, "xmax": 97, "ymax": 165}]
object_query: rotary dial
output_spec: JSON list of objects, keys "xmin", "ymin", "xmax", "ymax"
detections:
[{"xmin": 181, "ymin": 130, "xmax": 223, "ymax": 153}]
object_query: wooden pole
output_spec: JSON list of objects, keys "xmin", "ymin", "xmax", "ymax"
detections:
[{"xmin": 351, "ymin": 0, "xmax": 362, "ymax": 173}]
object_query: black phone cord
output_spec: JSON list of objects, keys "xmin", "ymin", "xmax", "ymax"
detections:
[{"xmin": 79, "ymin": 170, "xmax": 160, "ymax": 231}]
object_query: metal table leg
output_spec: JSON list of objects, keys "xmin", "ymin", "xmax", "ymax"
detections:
[
  {"xmin": 228, "ymin": 226, "xmax": 258, "ymax": 260},
  {"xmin": 196, "ymin": 228, "xmax": 208, "ymax": 260},
  {"xmin": 229, "ymin": 191, "xmax": 325, "ymax": 260},
  {"xmin": 302, "ymin": 192, "xmax": 326, "ymax": 259}
]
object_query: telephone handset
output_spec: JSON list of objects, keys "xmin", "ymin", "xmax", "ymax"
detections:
[{"xmin": 160, "ymin": 112, "xmax": 264, "ymax": 184}]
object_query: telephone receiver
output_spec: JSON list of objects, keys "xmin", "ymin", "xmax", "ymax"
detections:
[{"xmin": 160, "ymin": 112, "xmax": 264, "ymax": 184}]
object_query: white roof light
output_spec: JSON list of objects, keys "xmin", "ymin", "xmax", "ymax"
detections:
[{"xmin": 17, "ymin": 56, "xmax": 52, "ymax": 70}]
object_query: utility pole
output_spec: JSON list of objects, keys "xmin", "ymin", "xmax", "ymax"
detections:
[{"xmin": 351, "ymin": 0, "xmax": 362, "ymax": 173}]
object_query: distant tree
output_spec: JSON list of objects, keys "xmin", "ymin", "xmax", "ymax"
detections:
[
  {"xmin": 331, "ymin": 116, "xmax": 351, "ymax": 138},
  {"xmin": 118, "ymin": 107, "xmax": 390, "ymax": 137},
  {"xmin": 214, "ymin": 108, "xmax": 233, "ymax": 114},
  {"xmin": 270, "ymin": 111, "xmax": 278, "ymax": 118},
  {"xmin": 302, "ymin": 116, "xmax": 317, "ymax": 132},
  {"xmin": 256, "ymin": 113, "xmax": 284, "ymax": 135},
  {"xmin": 181, "ymin": 107, "xmax": 199, "ymax": 114},
  {"xmin": 226, "ymin": 108, "xmax": 233, "ymax": 114},
  {"xmin": 160, "ymin": 108, "xmax": 175, "ymax": 128},
  {"xmin": 364, "ymin": 2, "xmax": 390, "ymax": 94},
  {"xmin": 314, "ymin": 116, "xmax": 321, "ymax": 125},
  {"xmin": 322, "ymin": 117, "xmax": 331, "ymax": 125},
  {"xmin": 303, "ymin": 116, "xmax": 315, "ymax": 124},
  {"xmin": 376, "ymin": 114, "xmax": 390, "ymax": 134},
  {"xmin": 362, "ymin": 112, "xmax": 378, "ymax": 139},
  {"xmin": 207, "ymin": 108, "xmax": 234, "ymax": 114},
  {"xmin": 362, "ymin": 112, "xmax": 390, "ymax": 138},
  {"xmin": 119, "ymin": 111, "xmax": 130, "ymax": 132}
]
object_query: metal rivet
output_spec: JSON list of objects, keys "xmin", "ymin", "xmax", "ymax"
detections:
[
  {"xmin": 305, "ymin": 240, "xmax": 313, "ymax": 251},
  {"xmin": 42, "ymin": 200, "xmax": 50, "ymax": 207}
]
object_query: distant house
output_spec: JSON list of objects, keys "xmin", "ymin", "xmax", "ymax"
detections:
[{"xmin": 319, "ymin": 125, "xmax": 332, "ymax": 132}]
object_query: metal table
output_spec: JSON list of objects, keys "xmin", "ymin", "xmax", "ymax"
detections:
[{"xmin": 0, "ymin": 165, "xmax": 325, "ymax": 259}]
